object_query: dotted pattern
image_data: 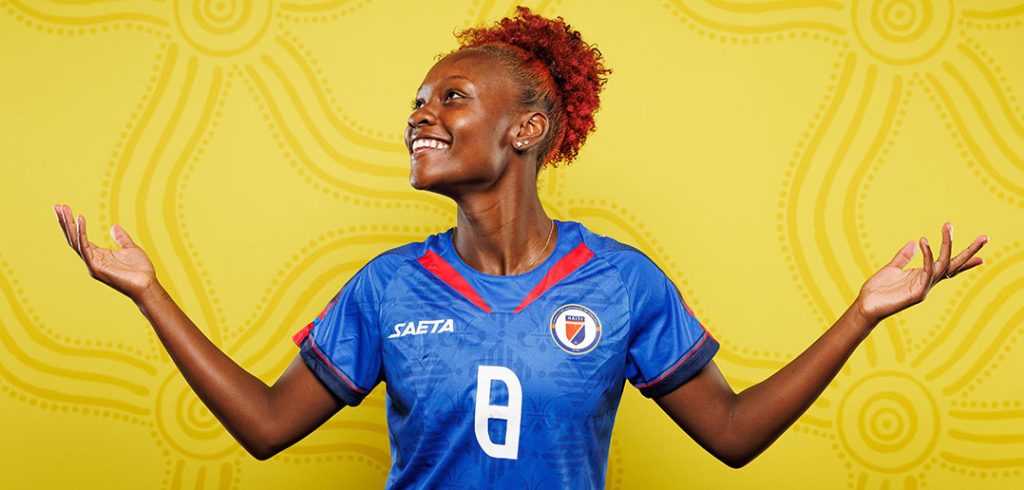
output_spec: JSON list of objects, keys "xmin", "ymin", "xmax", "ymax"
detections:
[
  {"xmin": 227, "ymin": 224, "xmax": 436, "ymax": 344},
  {"xmin": 0, "ymin": 376, "xmax": 154, "ymax": 427},
  {"xmin": 662, "ymin": 0, "xmax": 849, "ymax": 48},
  {"xmin": 0, "ymin": 1, "xmax": 168, "ymax": 38},
  {"xmin": 956, "ymin": 36, "xmax": 1024, "ymax": 142},
  {"xmin": 238, "ymin": 64, "xmax": 450, "ymax": 215},
  {"xmin": 277, "ymin": 452, "xmax": 389, "ymax": 477},
  {"xmin": 275, "ymin": 27, "xmax": 397, "ymax": 144},
  {"xmin": 961, "ymin": 15, "xmax": 1024, "ymax": 31},
  {"xmin": 910, "ymin": 239, "xmax": 1002, "ymax": 358},
  {"xmin": 921, "ymin": 87, "xmax": 1020, "ymax": 208},
  {"xmin": 919, "ymin": 24, "xmax": 1024, "ymax": 208},
  {"xmin": 277, "ymin": 0, "xmax": 373, "ymax": 24},
  {"xmin": 174, "ymin": 68, "xmax": 231, "ymax": 339},
  {"xmin": 955, "ymin": 240, "xmax": 1024, "ymax": 397},
  {"xmin": 776, "ymin": 53, "xmax": 847, "ymax": 328},
  {"xmin": 99, "ymin": 41, "xmax": 173, "ymax": 228},
  {"xmin": 0, "ymin": 256, "xmax": 155, "ymax": 363}
]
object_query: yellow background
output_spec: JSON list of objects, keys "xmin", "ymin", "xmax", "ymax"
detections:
[{"xmin": 2, "ymin": 0, "xmax": 1022, "ymax": 488}]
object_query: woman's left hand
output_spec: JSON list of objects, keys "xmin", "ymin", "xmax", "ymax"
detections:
[{"xmin": 856, "ymin": 222, "xmax": 988, "ymax": 324}]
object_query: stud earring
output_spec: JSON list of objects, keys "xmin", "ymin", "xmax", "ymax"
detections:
[{"xmin": 515, "ymin": 141, "xmax": 523, "ymax": 148}]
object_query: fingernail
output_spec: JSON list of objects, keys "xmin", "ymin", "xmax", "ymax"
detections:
[{"xmin": 923, "ymin": 237, "xmax": 929, "ymax": 245}]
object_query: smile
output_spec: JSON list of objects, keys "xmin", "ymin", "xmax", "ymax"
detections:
[{"xmin": 411, "ymin": 138, "xmax": 450, "ymax": 156}]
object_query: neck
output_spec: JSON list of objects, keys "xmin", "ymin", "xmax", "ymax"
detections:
[{"xmin": 451, "ymin": 172, "xmax": 555, "ymax": 276}]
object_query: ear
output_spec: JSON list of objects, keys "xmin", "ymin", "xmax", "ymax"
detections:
[{"xmin": 510, "ymin": 111, "xmax": 549, "ymax": 152}]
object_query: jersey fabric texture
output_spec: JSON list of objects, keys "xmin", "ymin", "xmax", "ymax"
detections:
[{"xmin": 292, "ymin": 220, "xmax": 719, "ymax": 489}]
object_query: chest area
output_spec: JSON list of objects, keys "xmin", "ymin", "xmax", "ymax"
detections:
[{"xmin": 378, "ymin": 264, "xmax": 631, "ymax": 409}]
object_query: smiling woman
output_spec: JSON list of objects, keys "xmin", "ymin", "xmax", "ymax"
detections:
[{"xmin": 52, "ymin": 5, "xmax": 989, "ymax": 490}]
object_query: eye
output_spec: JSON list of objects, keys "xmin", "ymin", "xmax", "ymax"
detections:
[
  {"xmin": 444, "ymin": 90, "xmax": 464, "ymax": 102},
  {"xmin": 411, "ymin": 98, "xmax": 424, "ymax": 110}
]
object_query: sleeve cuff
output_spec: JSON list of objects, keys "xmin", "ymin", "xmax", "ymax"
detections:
[
  {"xmin": 636, "ymin": 332, "xmax": 719, "ymax": 398},
  {"xmin": 297, "ymin": 336, "xmax": 369, "ymax": 407}
]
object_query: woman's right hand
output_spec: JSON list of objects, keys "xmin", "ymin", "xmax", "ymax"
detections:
[{"xmin": 53, "ymin": 204, "xmax": 158, "ymax": 302}]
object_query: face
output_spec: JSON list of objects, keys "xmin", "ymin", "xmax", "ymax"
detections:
[{"xmin": 404, "ymin": 50, "xmax": 522, "ymax": 195}]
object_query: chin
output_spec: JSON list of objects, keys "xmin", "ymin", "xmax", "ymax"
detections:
[
  {"xmin": 408, "ymin": 164, "xmax": 451, "ymax": 194},
  {"xmin": 408, "ymin": 153, "xmax": 501, "ymax": 195},
  {"xmin": 408, "ymin": 162, "xmax": 434, "ymax": 191}
]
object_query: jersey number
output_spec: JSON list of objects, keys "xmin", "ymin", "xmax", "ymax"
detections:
[{"xmin": 474, "ymin": 365, "xmax": 522, "ymax": 460}]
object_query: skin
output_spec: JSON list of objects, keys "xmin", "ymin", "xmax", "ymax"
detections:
[{"xmin": 53, "ymin": 48, "xmax": 988, "ymax": 466}]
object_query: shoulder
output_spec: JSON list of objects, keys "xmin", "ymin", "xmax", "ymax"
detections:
[
  {"xmin": 364, "ymin": 239, "xmax": 429, "ymax": 273},
  {"xmin": 572, "ymin": 221, "xmax": 667, "ymax": 281},
  {"xmin": 340, "ymin": 232, "xmax": 442, "ymax": 292}
]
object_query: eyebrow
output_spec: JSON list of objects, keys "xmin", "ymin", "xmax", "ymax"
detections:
[{"xmin": 417, "ymin": 75, "xmax": 474, "ymax": 92}]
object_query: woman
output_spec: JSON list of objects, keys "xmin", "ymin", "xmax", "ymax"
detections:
[{"xmin": 53, "ymin": 7, "xmax": 987, "ymax": 489}]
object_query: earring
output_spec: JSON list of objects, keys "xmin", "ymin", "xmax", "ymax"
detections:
[{"xmin": 515, "ymin": 141, "xmax": 523, "ymax": 148}]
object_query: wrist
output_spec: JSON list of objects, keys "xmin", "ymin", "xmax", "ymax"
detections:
[
  {"xmin": 848, "ymin": 296, "xmax": 880, "ymax": 332},
  {"xmin": 132, "ymin": 280, "xmax": 167, "ymax": 307}
]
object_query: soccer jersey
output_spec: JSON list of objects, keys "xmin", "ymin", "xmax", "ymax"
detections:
[{"xmin": 292, "ymin": 220, "xmax": 718, "ymax": 489}]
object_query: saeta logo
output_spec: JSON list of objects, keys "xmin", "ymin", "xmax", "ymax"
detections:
[{"xmin": 387, "ymin": 319, "xmax": 455, "ymax": 339}]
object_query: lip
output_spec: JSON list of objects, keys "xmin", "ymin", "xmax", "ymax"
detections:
[{"xmin": 408, "ymin": 134, "xmax": 452, "ymax": 157}]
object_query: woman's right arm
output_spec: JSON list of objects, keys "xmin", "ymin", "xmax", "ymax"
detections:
[{"xmin": 54, "ymin": 204, "xmax": 345, "ymax": 460}]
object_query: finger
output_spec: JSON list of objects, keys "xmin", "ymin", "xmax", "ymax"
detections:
[
  {"xmin": 59, "ymin": 204, "xmax": 76, "ymax": 249},
  {"xmin": 949, "ymin": 235, "xmax": 989, "ymax": 272},
  {"xmin": 54, "ymin": 204, "xmax": 73, "ymax": 248},
  {"xmin": 921, "ymin": 236, "xmax": 934, "ymax": 283},
  {"xmin": 934, "ymin": 222, "xmax": 952, "ymax": 283},
  {"xmin": 62, "ymin": 205, "xmax": 82, "ymax": 257},
  {"xmin": 110, "ymin": 224, "xmax": 137, "ymax": 249},
  {"xmin": 889, "ymin": 240, "xmax": 916, "ymax": 268},
  {"xmin": 76, "ymin": 215, "xmax": 90, "ymax": 264},
  {"xmin": 955, "ymin": 256, "xmax": 984, "ymax": 275}
]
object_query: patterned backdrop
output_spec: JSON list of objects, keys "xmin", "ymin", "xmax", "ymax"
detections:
[{"xmin": 1, "ymin": 0, "xmax": 1022, "ymax": 488}]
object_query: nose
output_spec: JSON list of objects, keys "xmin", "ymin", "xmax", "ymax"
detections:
[{"xmin": 407, "ymin": 102, "xmax": 437, "ymax": 129}]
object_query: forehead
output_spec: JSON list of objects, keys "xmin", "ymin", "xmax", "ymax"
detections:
[{"xmin": 416, "ymin": 49, "xmax": 514, "ymax": 94}]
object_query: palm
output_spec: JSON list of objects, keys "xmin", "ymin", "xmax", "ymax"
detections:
[
  {"xmin": 54, "ymin": 204, "xmax": 157, "ymax": 300},
  {"xmin": 86, "ymin": 244, "xmax": 155, "ymax": 296},
  {"xmin": 856, "ymin": 223, "xmax": 987, "ymax": 323},
  {"xmin": 858, "ymin": 264, "xmax": 930, "ymax": 321}
]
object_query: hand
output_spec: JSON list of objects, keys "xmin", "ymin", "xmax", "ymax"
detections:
[
  {"xmin": 53, "ymin": 204, "xmax": 158, "ymax": 301},
  {"xmin": 855, "ymin": 222, "xmax": 988, "ymax": 324}
]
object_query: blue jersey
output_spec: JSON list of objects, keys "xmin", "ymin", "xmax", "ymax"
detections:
[{"xmin": 292, "ymin": 220, "xmax": 719, "ymax": 489}]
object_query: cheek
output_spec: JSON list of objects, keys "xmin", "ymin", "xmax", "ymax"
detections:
[
  {"xmin": 453, "ymin": 111, "xmax": 511, "ymax": 158},
  {"xmin": 449, "ymin": 119, "xmax": 506, "ymax": 169}
]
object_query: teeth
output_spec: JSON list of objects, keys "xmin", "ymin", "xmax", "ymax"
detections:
[{"xmin": 412, "ymin": 138, "xmax": 449, "ymax": 151}]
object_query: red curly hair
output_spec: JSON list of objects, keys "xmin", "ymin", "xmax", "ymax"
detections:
[{"xmin": 454, "ymin": 6, "xmax": 611, "ymax": 168}]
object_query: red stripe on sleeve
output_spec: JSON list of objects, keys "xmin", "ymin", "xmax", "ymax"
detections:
[
  {"xmin": 513, "ymin": 242, "xmax": 594, "ymax": 313},
  {"xmin": 417, "ymin": 250, "xmax": 493, "ymax": 313},
  {"xmin": 307, "ymin": 335, "xmax": 368, "ymax": 394},
  {"xmin": 635, "ymin": 332, "xmax": 709, "ymax": 389},
  {"xmin": 292, "ymin": 321, "xmax": 315, "ymax": 346}
]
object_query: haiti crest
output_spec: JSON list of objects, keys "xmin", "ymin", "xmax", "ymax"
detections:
[{"xmin": 549, "ymin": 304, "xmax": 602, "ymax": 355}]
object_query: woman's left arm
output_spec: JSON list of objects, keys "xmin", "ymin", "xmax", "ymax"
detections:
[{"xmin": 654, "ymin": 223, "xmax": 988, "ymax": 468}]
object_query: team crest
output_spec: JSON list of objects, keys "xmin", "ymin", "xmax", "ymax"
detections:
[{"xmin": 550, "ymin": 304, "xmax": 601, "ymax": 355}]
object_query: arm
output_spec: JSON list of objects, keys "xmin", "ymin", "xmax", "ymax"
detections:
[
  {"xmin": 654, "ymin": 305, "xmax": 871, "ymax": 468},
  {"xmin": 54, "ymin": 204, "xmax": 344, "ymax": 460},
  {"xmin": 655, "ymin": 222, "xmax": 988, "ymax": 468}
]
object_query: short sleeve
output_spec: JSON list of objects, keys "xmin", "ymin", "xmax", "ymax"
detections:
[
  {"xmin": 617, "ymin": 252, "xmax": 719, "ymax": 398},
  {"xmin": 291, "ymin": 262, "xmax": 384, "ymax": 407}
]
